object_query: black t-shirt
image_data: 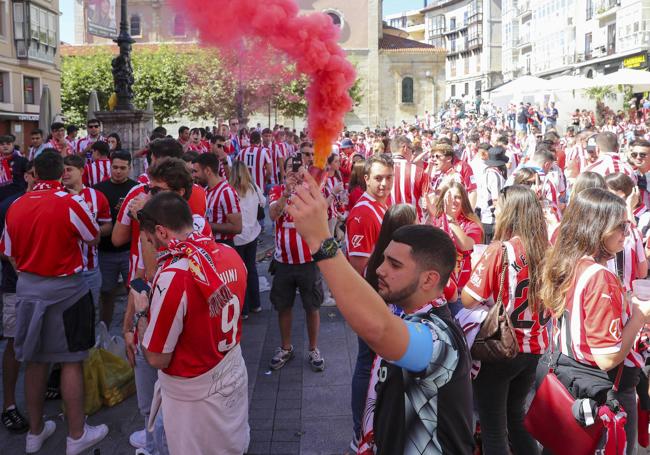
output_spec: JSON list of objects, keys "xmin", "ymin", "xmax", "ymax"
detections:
[
  {"xmin": 0, "ymin": 191, "xmax": 22, "ymax": 293},
  {"xmin": 94, "ymin": 178, "xmax": 138, "ymax": 253},
  {"xmin": 373, "ymin": 304, "xmax": 474, "ymax": 455},
  {"xmin": 517, "ymin": 108, "xmax": 529, "ymax": 124}
]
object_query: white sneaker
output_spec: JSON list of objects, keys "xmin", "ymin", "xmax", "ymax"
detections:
[
  {"xmin": 26, "ymin": 420, "xmax": 56, "ymax": 453},
  {"xmin": 135, "ymin": 449, "xmax": 152, "ymax": 455},
  {"xmin": 129, "ymin": 428, "xmax": 147, "ymax": 449},
  {"xmin": 322, "ymin": 296, "xmax": 337, "ymax": 307},
  {"xmin": 66, "ymin": 423, "xmax": 109, "ymax": 455}
]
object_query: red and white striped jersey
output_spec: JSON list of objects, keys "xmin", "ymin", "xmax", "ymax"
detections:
[
  {"xmin": 324, "ymin": 174, "xmax": 346, "ymax": 220},
  {"xmin": 83, "ymin": 158, "xmax": 112, "ymax": 187},
  {"xmin": 265, "ymin": 142, "xmax": 285, "ymax": 185},
  {"xmin": 116, "ymin": 184, "xmax": 147, "ymax": 283},
  {"xmin": 187, "ymin": 142, "xmax": 209, "ymax": 154},
  {"xmin": 388, "ymin": 157, "xmax": 427, "ymax": 220},
  {"xmin": 464, "ymin": 237, "xmax": 551, "ymax": 354},
  {"xmin": 143, "ymin": 241, "xmax": 247, "ymax": 377},
  {"xmin": 47, "ymin": 139, "xmax": 74, "ymax": 157},
  {"xmin": 238, "ymin": 146, "xmax": 271, "ymax": 189},
  {"xmin": 346, "ymin": 192, "xmax": 387, "ymax": 258},
  {"xmin": 78, "ymin": 187, "xmax": 111, "ymax": 270},
  {"xmin": 584, "ymin": 154, "xmax": 637, "ymax": 182},
  {"xmin": 76, "ymin": 135, "xmax": 105, "ymax": 159},
  {"xmin": 566, "ymin": 143, "xmax": 588, "ymax": 174},
  {"xmin": 117, "ymin": 184, "xmax": 210, "ymax": 283},
  {"xmin": 1, "ymin": 181, "xmax": 100, "ymax": 276},
  {"xmin": 137, "ymin": 173, "xmax": 149, "ymax": 185},
  {"xmin": 556, "ymin": 256, "xmax": 644, "ymax": 368},
  {"xmin": 205, "ymin": 180, "xmax": 241, "ymax": 241},
  {"xmin": 66, "ymin": 137, "xmax": 77, "ymax": 152},
  {"xmin": 607, "ymin": 226, "xmax": 646, "ymax": 293},
  {"xmin": 269, "ymin": 185, "xmax": 313, "ymax": 264}
]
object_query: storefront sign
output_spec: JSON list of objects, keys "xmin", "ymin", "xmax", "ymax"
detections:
[{"xmin": 624, "ymin": 54, "xmax": 647, "ymax": 69}]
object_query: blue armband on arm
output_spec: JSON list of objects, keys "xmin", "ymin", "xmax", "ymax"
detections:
[{"xmin": 392, "ymin": 320, "xmax": 433, "ymax": 373}]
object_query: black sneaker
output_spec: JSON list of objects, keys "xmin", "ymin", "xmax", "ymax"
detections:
[{"xmin": 2, "ymin": 407, "xmax": 29, "ymax": 433}]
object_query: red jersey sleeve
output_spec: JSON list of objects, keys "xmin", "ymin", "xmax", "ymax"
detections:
[
  {"xmin": 461, "ymin": 219, "xmax": 483, "ymax": 251},
  {"xmin": 346, "ymin": 206, "xmax": 379, "ymax": 258},
  {"xmin": 463, "ymin": 242, "xmax": 502, "ymax": 302},
  {"xmin": 582, "ymin": 270, "xmax": 625, "ymax": 355},
  {"xmin": 96, "ymin": 190, "xmax": 112, "ymax": 223},
  {"xmin": 142, "ymin": 269, "xmax": 186, "ymax": 354},
  {"xmin": 462, "ymin": 164, "xmax": 477, "ymax": 192},
  {"xmin": 68, "ymin": 194, "xmax": 100, "ymax": 242},
  {"xmin": 189, "ymin": 185, "xmax": 207, "ymax": 216},
  {"xmin": 268, "ymin": 185, "xmax": 283, "ymax": 205},
  {"xmin": 117, "ymin": 185, "xmax": 142, "ymax": 226}
]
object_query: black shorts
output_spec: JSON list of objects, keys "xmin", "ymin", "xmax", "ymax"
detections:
[{"xmin": 270, "ymin": 261, "xmax": 323, "ymax": 312}]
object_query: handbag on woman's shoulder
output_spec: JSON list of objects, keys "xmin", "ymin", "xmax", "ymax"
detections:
[{"xmin": 470, "ymin": 244, "xmax": 519, "ymax": 362}]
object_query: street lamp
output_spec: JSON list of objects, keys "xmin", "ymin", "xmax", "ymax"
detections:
[{"xmin": 112, "ymin": 0, "xmax": 135, "ymax": 111}]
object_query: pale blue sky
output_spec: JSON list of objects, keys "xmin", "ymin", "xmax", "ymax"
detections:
[{"xmin": 59, "ymin": 0, "xmax": 426, "ymax": 44}]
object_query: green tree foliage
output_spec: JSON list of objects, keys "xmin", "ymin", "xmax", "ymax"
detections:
[
  {"xmin": 62, "ymin": 46, "xmax": 188, "ymax": 126},
  {"xmin": 61, "ymin": 50, "xmax": 113, "ymax": 126},
  {"xmin": 132, "ymin": 47, "xmax": 188, "ymax": 125},
  {"xmin": 62, "ymin": 46, "xmax": 365, "ymax": 125}
]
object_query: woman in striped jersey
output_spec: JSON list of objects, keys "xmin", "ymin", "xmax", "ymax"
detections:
[{"xmin": 542, "ymin": 188, "xmax": 650, "ymax": 454}]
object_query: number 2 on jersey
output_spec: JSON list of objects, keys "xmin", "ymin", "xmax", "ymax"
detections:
[
  {"xmin": 510, "ymin": 278, "xmax": 551, "ymax": 328},
  {"xmin": 218, "ymin": 295, "xmax": 241, "ymax": 352}
]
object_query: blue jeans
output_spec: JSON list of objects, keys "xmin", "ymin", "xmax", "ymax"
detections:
[
  {"xmin": 135, "ymin": 347, "xmax": 168, "ymax": 454},
  {"xmin": 351, "ymin": 336, "xmax": 375, "ymax": 438},
  {"xmin": 234, "ymin": 239, "xmax": 261, "ymax": 315}
]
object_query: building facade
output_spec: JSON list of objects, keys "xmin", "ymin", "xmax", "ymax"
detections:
[
  {"xmin": 0, "ymin": 0, "xmax": 61, "ymax": 151},
  {"xmin": 385, "ymin": 8, "xmax": 427, "ymax": 42},
  {"xmin": 498, "ymin": 0, "xmax": 650, "ymax": 82},
  {"xmin": 422, "ymin": 0, "xmax": 502, "ymax": 101},
  {"xmin": 72, "ymin": 0, "xmax": 446, "ymax": 128},
  {"xmin": 74, "ymin": 0, "xmax": 198, "ymax": 45}
]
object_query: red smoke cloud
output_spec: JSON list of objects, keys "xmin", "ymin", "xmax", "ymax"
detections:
[{"xmin": 170, "ymin": 0, "xmax": 357, "ymax": 169}]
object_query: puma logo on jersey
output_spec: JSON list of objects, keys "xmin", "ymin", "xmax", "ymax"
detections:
[
  {"xmin": 155, "ymin": 284, "xmax": 167, "ymax": 295},
  {"xmin": 350, "ymin": 235, "xmax": 364, "ymax": 248},
  {"xmin": 353, "ymin": 216, "xmax": 362, "ymax": 224}
]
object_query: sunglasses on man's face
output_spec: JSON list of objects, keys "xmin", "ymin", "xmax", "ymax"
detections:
[
  {"xmin": 631, "ymin": 152, "xmax": 647, "ymax": 159},
  {"xmin": 88, "ymin": 125, "xmax": 100, "ymax": 129},
  {"xmin": 143, "ymin": 184, "xmax": 165, "ymax": 196}
]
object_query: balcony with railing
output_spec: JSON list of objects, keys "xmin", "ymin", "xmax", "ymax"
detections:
[
  {"xmin": 517, "ymin": 1, "xmax": 532, "ymax": 20},
  {"xmin": 595, "ymin": 0, "xmax": 620, "ymax": 21}
]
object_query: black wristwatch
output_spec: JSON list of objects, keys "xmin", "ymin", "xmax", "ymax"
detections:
[
  {"xmin": 132, "ymin": 310, "xmax": 148, "ymax": 331},
  {"xmin": 312, "ymin": 237, "xmax": 339, "ymax": 262}
]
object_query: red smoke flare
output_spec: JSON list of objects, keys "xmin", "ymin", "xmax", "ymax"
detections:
[{"xmin": 170, "ymin": 0, "xmax": 357, "ymax": 169}]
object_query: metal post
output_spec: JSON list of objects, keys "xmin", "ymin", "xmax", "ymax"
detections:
[{"xmin": 112, "ymin": 0, "xmax": 135, "ymax": 111}]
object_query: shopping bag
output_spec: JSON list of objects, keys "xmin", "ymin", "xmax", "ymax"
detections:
[
  {"xmin": 97, "ymin": 348, "xmax": 136, "ymax": 408},
  {"xmin": 81, "ymin": 348, "xmax": 103, "ymax": 415}
]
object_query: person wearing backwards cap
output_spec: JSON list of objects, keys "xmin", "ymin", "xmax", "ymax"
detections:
[{"xmin": 476, "ymin": 146, "xmax": 508, "ymax": 243}]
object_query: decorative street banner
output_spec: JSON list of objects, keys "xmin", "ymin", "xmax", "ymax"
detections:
[{"xmin": 87, "ymin": 0, "xmax": 117, "ymax": 38}]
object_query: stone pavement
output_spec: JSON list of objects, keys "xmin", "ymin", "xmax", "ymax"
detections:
[{"xmin": 0, "ymin": 238, "xmax": 359, "ymax": 455}]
